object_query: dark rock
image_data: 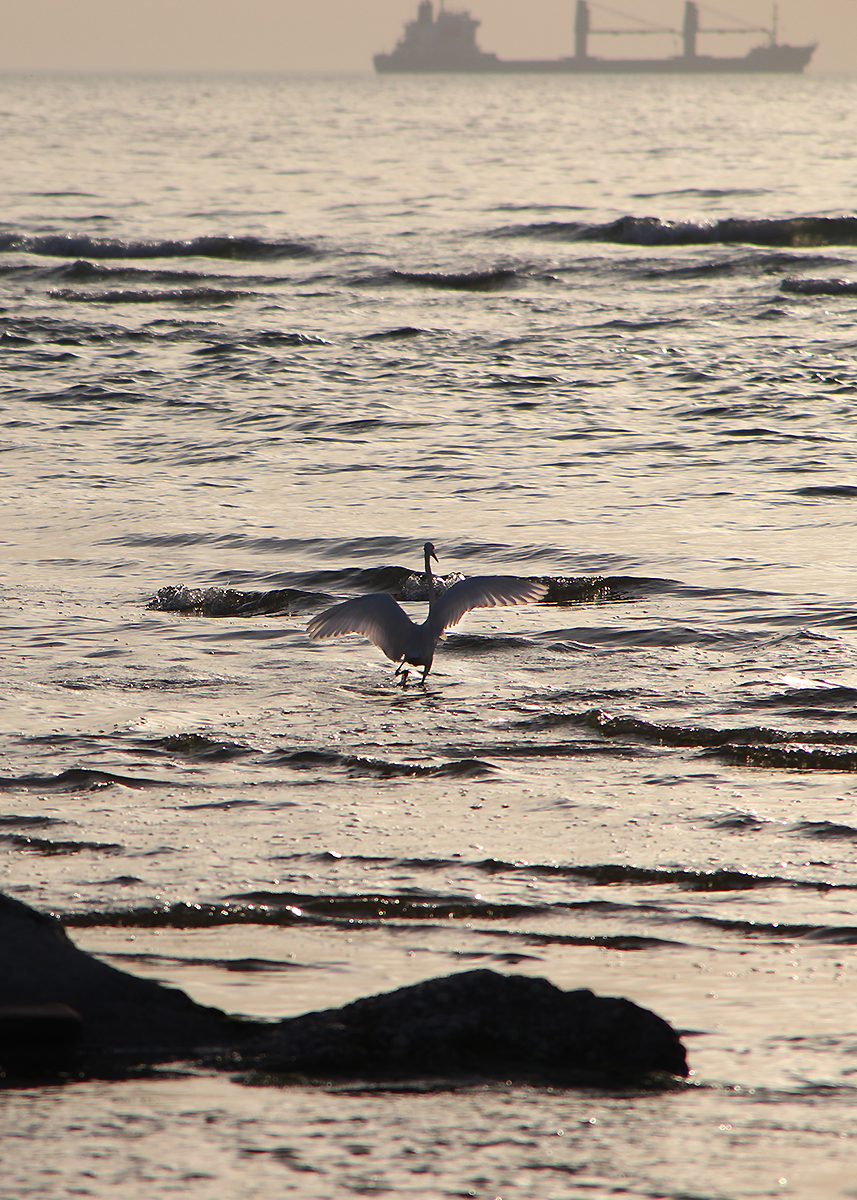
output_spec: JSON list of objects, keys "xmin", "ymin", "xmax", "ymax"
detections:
[
  {"xmin": 0, "ymin": 1003, "xmax": 83, "ymax": 1074},
  {"xmin": 0, "ymin": 892, "xmax": 245, "ymax": 1075},
  {"xmin": 0, "ymin": 892, "xmax": 687, "ymax": 1087},
  {"xmin": 239, "ymin": 969, "xmax": 688, "ymax": 1085}
]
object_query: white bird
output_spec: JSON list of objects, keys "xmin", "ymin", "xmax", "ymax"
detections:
[{"xmin": 307, "ymin": 541, "xmax": 547, "ymax": 685}]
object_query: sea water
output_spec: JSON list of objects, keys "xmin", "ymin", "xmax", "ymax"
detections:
[{"xmin": 2, "ymin": 69, "xmax": 857, "ymax": 1197}]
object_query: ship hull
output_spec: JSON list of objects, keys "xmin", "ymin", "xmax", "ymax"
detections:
[{"xmin": 374, "ymin": 44, "xmax": 815, "ymax": 75}]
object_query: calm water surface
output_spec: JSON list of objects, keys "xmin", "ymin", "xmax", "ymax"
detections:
[{"xmin": 2, "ymin": 70, "xmax": 857, "ymax": 1198}]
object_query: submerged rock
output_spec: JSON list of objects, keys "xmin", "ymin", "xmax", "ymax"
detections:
[{"xmin": 0, "ymin": 892, "xmax": 687, "ymax": 1086}]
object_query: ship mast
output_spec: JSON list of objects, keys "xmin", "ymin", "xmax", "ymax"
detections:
[
  {"xmin": 683, "ymin": 2, "xmax": 777, "ymax": 54},
  {"xmin": 683, "ymin": 2, "xmax": 698, "ymax": 57},
  {"xmin": 575, "ymin": 1, "xmax": 590, "ymax": 60}
]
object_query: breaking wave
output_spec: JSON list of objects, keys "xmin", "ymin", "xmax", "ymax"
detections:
[{"xmin": 147, "ymin": 573, "xmax": 620, "ymax": 616}]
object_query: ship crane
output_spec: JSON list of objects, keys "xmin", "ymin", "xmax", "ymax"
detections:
[
  {"xmin": 579, "ymin": 2, "xmax": 783, "ymax": 61},
  {"xmin": 692, "ymin": 1, "xmax": 781, "ymax": 48}
]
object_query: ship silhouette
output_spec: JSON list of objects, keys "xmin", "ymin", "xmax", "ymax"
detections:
[{"xmin": 374, "ymin": 1, "xmax": 816, "ymax": 74}]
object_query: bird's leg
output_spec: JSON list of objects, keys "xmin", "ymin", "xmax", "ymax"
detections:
[
  {"xmin": 395, "ymin": 661, "xmax": 410, "ymax": 687},
  {"xmin": 420, "ymin": 665, "xmax": 430, "ymax": 685}
]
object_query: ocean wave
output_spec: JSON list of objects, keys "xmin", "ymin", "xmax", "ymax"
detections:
[
  {"xmin": 0, "ymin": 767, "xmax": 162, "ymax": 791},
  {"xmin": 233, "ymin": 889, "xmax": 541, "ymax": 921},
  {"xmin": 250, "ymin": 330, "xmax": 329, "ymax": 347},
  {"xmin": 545, "ymin": 624, "xmax": 747, "ymax": 649},
  {"xmin": 287, "ymin": 849, "xmax": 784, "ymax": 897},
  {"xmin": 792, "ymin": 820, "xmax": 857, "ymax": 841},
  {"xmin": 519, "ymin": 707, "xmax": 857, "ymax": 750},
  {"xmin": 799, "ymin": 927, "xmax": 857, "ymax": 945},
  {"xmin": 639, "ymin": 252, "xmax": 846, "ymax": 280},
  {"xmin": 149, "ymin": 582, "xmax": 393, "ymax": 616},
  {"xmin": 146, "ymin": 574, "xmax": 629, "ymax": 616},
  {"xmin": 596, "ymin": 317, "xmax": 688, "ymax": 331},
  {"xmin": 0, "ymin": 832, "xmax": 123, "ymax": 855},
  {"xmin": 60, "ymin": 862, "xmax": 850, "ymax": 936},
  {"xmin": 686, "ymin": 913, "xmax": 857, "ymax": 942},
  {"xmin": 705, "ymin": 811, "xmax": 771, "ymax": 831},
  {"xmin": 142, "ymin": 733, "xmax": 255, "ymax": 762},
  {"xmin": 705, "ymin": 815, "xmax": 857, "ymax": 843},
  {"xmin": 49, "ymin": 286, "xmax": 254, "ymax": 304},
  {"xmin": 485, "ymin": 373, "xmax": 559, "ymax": 388},
  {"xmin": 359, "ymin": 268, "xmax": 518, "ymax": 290},
  {"xmin": 0, "ymin": 232, "xmax": 318, "ymax": 260},
  {"xmin": 45, "ymin": 260, "xmax": 220, "ymax": 284},
  {"xmin": 272, "ymin": 749, "xmax": 493, "ymax": 779},
  {"xmin": 630, "ymin": 187, "xmax": 770, "ymax": 200},
  {"xmin": 503, "ymin": 862, "xmax": 852, "ymax": 893},
  {"xmin": 794, "ymin": 485, "xmax": 857, "ymax": 499},
  {"xmin": 97, "ymin": 949, "xmax": 308, "ymax": 972},
  {"xmin": 183, "ymin": 798, "xmax": 263, "ymax": 811},
  {"xmin": 0, "ymin": 813, "xmax": 61, "ymax": 829},
  {"xmin": 441, "ymin": 632, "xmax": 533, "ymax": 655},
  {"xmin": 795, "ymin": 488, "xmax": 857, "ymax": 506},
  {"xmin": 62, "ymin": 901, "xmax": 288, "ymax": 929},
  {"xmin": 493, "ymin": 708, "xmax": 857, "ymax": 773},
  {"xmin": 493, "ymin": 214, "xmax": 857, "ymax": 248},
  {"xmin": 751, "ymin": 682, "xmax": 857, "ymax": 708},
  {"xmin": 780, "ymin": 277, "xmax": 857, "ymax": 295},
  {"xmin": 1, "ymin": 259, "xmax": 311, "ymax": 295},
  {"xmin": 362, "ymin": 326, "xmax": 429, "ymax": 340},
  {"xmin": 60, "ymin": 892, "xmax": 541, "ymax": 928},
  {"xmin": 705, "ymin": 744, "xmax": 857, "ymax": 771}
]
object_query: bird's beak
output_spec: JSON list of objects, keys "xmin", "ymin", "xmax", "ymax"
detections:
[{"xmin": 431, "ymin": 550, "xmax": 438, "ymax": 563}]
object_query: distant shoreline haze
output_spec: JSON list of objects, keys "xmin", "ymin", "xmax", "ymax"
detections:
[{"xmin": 0, "ymin": 0, "xmax": 852, "ymax": 73}]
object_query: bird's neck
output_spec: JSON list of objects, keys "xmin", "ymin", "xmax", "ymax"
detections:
[{"xmin": 425, "ymin": 548, "xmax": 435, "ymax": 606}]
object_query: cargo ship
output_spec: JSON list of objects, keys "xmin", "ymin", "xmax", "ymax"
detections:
[{"xmin": 373, "ymin": 1, "xmax": 816, "ymax": 74}]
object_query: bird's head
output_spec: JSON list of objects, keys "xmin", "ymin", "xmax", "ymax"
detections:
[{"xmin": 424, "ymin": 541, "xmax": 438, "ymax": 563}]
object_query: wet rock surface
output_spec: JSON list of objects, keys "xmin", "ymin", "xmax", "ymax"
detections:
[{"xmin": 0, "ymin": 892, "xmax": 687, "ymax": 1087}]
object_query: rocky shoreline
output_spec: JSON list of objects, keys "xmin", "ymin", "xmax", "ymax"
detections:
[{"xmin": 0, "ymin": 892, "xmax": 688, "ymax": 1088}]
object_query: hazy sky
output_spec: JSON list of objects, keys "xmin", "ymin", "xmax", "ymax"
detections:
[{"xmin": 1, "ymin": 1, "xmax": 854, "ymax": 72}]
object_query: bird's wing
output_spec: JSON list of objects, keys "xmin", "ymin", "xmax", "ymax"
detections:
[
  {"xmin": 306, "ymin": 593, "xmax": 413, "ymax": 662},
  {"xmin": 429, "ymin": 576, "xmax": 547, "ymax": 635}
]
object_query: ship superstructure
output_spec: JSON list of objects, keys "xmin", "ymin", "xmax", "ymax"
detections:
[{"xmin": 373, "ymin": 1, "xmax": 816, "ymax": 74}]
